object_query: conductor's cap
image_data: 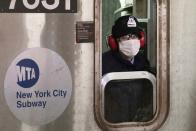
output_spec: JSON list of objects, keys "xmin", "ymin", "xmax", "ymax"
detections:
[{"xmin": 112, "ymin": 15, "xmax": 142, "ymax": 39}]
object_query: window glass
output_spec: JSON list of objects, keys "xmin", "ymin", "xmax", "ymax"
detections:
[{"xmin": 104, "ymin": 79, "xmax": 153, "ymax": 123}]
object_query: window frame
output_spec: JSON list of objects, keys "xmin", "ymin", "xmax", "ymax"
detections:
[{"xmin": 94, "ymin": 0, "xmax": 170, "ymax": 130}]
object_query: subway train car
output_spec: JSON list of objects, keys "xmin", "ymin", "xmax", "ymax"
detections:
[{"xmin": 0, "ymin": 0, "xmax": 195, "ymax": 131}]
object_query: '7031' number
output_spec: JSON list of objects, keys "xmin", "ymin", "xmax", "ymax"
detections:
[{"xmin": 9, "ymin": 0, "xmax": 71, "ymax": 10}]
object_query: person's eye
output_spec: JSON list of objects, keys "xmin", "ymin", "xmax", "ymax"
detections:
[{"xmin": 130, "ymin": 35, "xmax": 137, "ymax": 39}]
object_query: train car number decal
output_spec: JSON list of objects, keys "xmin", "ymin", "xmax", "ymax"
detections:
[{"xmin": 0, "ymin": 0, "xmax": 77, "ymax": 13}]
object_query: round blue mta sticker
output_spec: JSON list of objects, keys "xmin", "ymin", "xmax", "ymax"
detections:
[{"xmin": 16, "ymin": 59, "xmax": 39, "ymax": 88}]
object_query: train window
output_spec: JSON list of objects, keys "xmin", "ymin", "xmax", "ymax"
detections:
[
  {"xmin": 102, "ymin": 72, "xmax": 156, "ymax": 123},
  {"xmin": 95, "ymin": 0, "xmax": 169, "ymax": 130},
  {"xmin": 101, "ymin": 0, "xmax": 157, "ymax": 123}
]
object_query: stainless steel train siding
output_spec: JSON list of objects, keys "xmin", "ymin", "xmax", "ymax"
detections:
[
  {"xmin": 0, "ymin": 0, "xmax": 100, "ymax": 131},
  {"xmin": 0, "ymin": 0, "xmax": 196, "ymax": 131},
  {"xmin": 160, "ymin": 0, "xmax": 196, "ymax": 131}
]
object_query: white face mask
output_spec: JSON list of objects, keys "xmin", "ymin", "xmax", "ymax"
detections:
[{"xmin": 119, "ymin": 39, "xmax": 140, "ymax": 59}]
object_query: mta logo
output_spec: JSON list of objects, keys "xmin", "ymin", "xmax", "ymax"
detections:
[{"xmin": 16, "ymin": 59, "xmax": 39, "ymax": 88}]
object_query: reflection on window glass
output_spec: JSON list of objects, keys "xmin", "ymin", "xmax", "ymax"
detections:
[
  {"xmin": 102, "ymin": 0, "xmax": 121, "ymax": 53},
  {"xmin": 104, "ymin": 79, "xmax": 153, "ymax": 123},
  {"xmin": 134, "ymin": 0, "xmax": 148, "ymax": 18}
]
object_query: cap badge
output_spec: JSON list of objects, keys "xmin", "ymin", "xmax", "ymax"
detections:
[{"xmin": 127, "ymin": 17, "xmax": 137, "ymax": 27}]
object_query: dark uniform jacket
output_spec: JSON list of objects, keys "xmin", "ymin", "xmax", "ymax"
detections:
[
  {"xmin": 102, "ymin": 50, "xmax": 153, "ymax": 123},
  {"xmin": 102, "ymin": 50, "xmax": 151, "ymax": 75}
]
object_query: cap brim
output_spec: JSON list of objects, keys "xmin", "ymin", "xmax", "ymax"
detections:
[{"xmin": 115, "ymin": 27, "xmax": 142, "ymax": 38}]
